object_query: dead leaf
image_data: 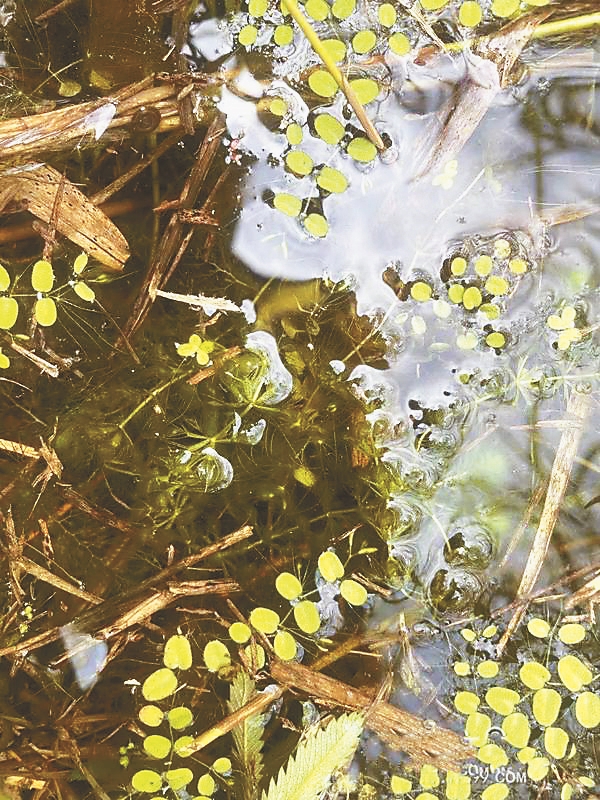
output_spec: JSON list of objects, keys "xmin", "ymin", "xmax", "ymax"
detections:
[{"xmin": 5, "ymin": 164, "xmax": 129, "ymax": 270}]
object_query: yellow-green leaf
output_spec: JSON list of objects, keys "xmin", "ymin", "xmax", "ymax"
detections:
[
  {"xmin": 31, "ymin": 259, "xmax": 54, "ymax": 293},
  {"xmin": 340, "ymin": 578, "xmax": 367, "ymax": 605},
  {"xmin": 318, "ymin": 551, "xmax": 344, "ymax": 582},
  {"xmin": 276, "ymin": 572, "xmax": 303, "ymax": 600},
  {"xmin": 132, "ymin": 770, "xmax": 162, "ymax": 793},
  {"xmin": 347, "ymin": 137, "xmax": 377, "ymax": 163},
  {"xmin": 142, "ymin": 668, "xmax": 178, "ymax": 702},
  {"xmin": 0, "ymin": 296, "xmax": 18, "ymax": 330},
  {"xmin": 203, "ymin": 639, "xmax": 231, "ymax": 672},
  {"xmin": 139, "ymin": 704, "xmax": 164, "ymax": 727},
  {"xmin": 348, "ymin": 77, "xmax": 379, "ymax": 105},
  {"xmin": 35, "ymin": 297, "xmax": 57, "ymax": 327},
  {"xmin": 249, "ymin": 607, "xmax": 280, "ymax": 634},
  {"xmin": 143, "ymin": 734, "xmax": 171, "ymax": 759},
  {"xmin": 317, "ymin": 166, "xmax": 348, "ymax": 194},
  {"xmin": 0, "ymin": 265, "xmax": 10, "ymax": 292},
  {"xmin": 168, "ymin": 706, "xmax": 194, "ymax": 730},
  {"xmin": 308, "ymin": 70, "xmax": 338, "ymax": 98},
  {"xmin": 164, "ymin": 634, "xmax": 192, "ymax": 670},
  {"xmin": 73, "ymin": 281, "xmax": 96, "ymax": 302},
  {"xmin": 314, "ymin": 114, "xmax": 345, "ymax": 145},
  {"xmin": 293, "ymin": 600, "xmax": 321, "ymax": 633},
  {"xmin": 274, "ymin": 630, "xmax": 297, "ymax": 660}
]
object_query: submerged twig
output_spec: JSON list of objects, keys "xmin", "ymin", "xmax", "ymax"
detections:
[{"xmin": 497, "ymin": 390, "xmax": 591, "ymax": 655}]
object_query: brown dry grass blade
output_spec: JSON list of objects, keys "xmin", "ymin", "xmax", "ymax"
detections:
[
  {"xmin": 6, "ymin": 164, "xmax": 129, "ymax": 270},
  {"xmin": 497, "ymin": 389, "xmax": 590, "ymax": 655},
  {"xmin": 416, "ymin": 8, "xmax": 551, "ymax": 179}
]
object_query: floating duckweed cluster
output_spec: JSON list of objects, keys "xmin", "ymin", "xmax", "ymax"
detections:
[
  {"xmin": 546, "ymin": 305, "xmax": 585, "ymax": 352},
  {"xmin": 384, "ymin": 613, "xmax": 599, "ymax": 799},
  {"xmin": 0, "ymin": 253, "xmax": 98, "ymax": 368},
  {"xmin": 134, "ymin": 634, "xmax": 235, "ymax": 796},
  {"xmin": 385, "ymin": 233, "xmax": 535, "ymax": 354},
  {"xmin": 200, "ymin": 545, "xmax": 370, "ymax": 668}
]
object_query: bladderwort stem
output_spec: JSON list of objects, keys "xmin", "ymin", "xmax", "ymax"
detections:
[
  {"xmin": 446, "ymin": 11, "xmax": 600, "ymax": 52},
  {"xmin": 282, "ymin": 0, "xmax": 385, "ymax": 151}
]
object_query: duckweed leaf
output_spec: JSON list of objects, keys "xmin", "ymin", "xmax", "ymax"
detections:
[
  {"xmin": 239, "ymin": 25, "xmax": 258, "ymax": 46},
  {"xmin": 308, "ymin": 70, "xmax": 338, "ymax": 98},
  {"xmin": 249, "ymin": 607, "xmax": 280, "ymax": 634},
  {"xmin": 352, "ymin": 30, "xmax": 376, "ymax": 54},
  {"xmin": 139, "ymin": 705, "xmax": 164, "ymax": 727},
  {"xmin": 519, "ymin": 661, "xmax": 550, "ymax": 690},
  {"xmin": 213, "ymin": 756, "xmax": 233, "ymax": 774},
  {"xmin": 348, "ymin": 78, "xmax": 379, "ymax": 105},
  {"xmin": 285, "ymin": 151, "xmax": 314, "ymax": 177},
  {"xmin": 0, "ymin": 265, "xmax": 10, "ymax": 291},
  {"xmin": 465, "ymin": 711, "xmax": 491, "ymax": 746},
  {"xmin": 478, "ymin": 743, "xmax": 508, "ymax": 769},
  {"xmin": 347, "ymin": 137, "xmax": 377, "ymax": 163},
  {"xmin": 31, "ymin": 259, "xmax": 54, "ymax": 293},
  {"xmin": 485, "ymin": 687, "xmax": 520, "ymax": 716},
  {"xmin": 527, "ymin": 617, "xmax": 550, "ymax": 638},
  {"xmin": 203, "ymin": 640, "xmax": 231, "ymax": 672},
  {"xmin": 574, "ymin": 691, "xmax": 600, "ymax": 728},
  {"xmin": 73, "ymin": 281, "xmax": 95, "ymax": 302},
  {"xmin": 378, "ymin": 4, "xmax": 396, "ymax": 27},
  {"xmin": 165, "ymin": 768, "xmax": 194, "ymax": 790},
  {"xmin": 322, "ymin": 38, "xmax": 346, "ymax": 62},
  {"xmin": 197, "ymin": 774, "xmax": 216, "ymax": 795},
  {"xmin": 274, "ymin": 24, "xmax": 294, "ymax": 45},
  {"xmin": 532, "ymin": 688, "xmax": 561, "ymax": 726},
  {"xmin": 143, "ymin": 734, "xmax": 171, "ymax": 759},
  {"xmin": 0, "ymin": 296, "xmax": 18, "ymax": 330},
  {"xmin": 419, "ymin": 764, "xmax": 439, "ymax": 788},
  {"xmin": 34, "ymin": 297, "xmax": 57, "ymax": 327},
  {"xmin": 274, "ymin": 630, "xmax": 297, "ymax": 660},
  {"xmin": 459, "ymin": 1, "xmax": 483, "ymax": 26},
  {"xmin": 274, "ymin": 193, "xmax": 302, "ymax": 217},
  {"xmin": 173, "ymin": 735, "xmax": 194, "ymax": 756},
  {"xmin": 316, "ymin": 167, "xmax": 348, "ymax": 194},
  {"xmin": 131, "ymin": 770, "xmax": 162, "ymax": 793},
  {"xmin": 304, "ymin": 214, "xmax": 329, "ymax": 238},
  {"xmin": 142, "ymin": 667, "xmax": 178, "ymax": 702},
  {"xmin": 388, "ymin": 32, "xmax": 411, "ymax": 55},
  {"xmin": 557, "ymin": 654, "xmax": 592, "ymax": 692},
  {"xmin": 167, "ymin": 706, "xmax": 193, "ymax": 730},
  {"xmin": 275, "ymin": 572, "xmax": 303, "ymax": 600},
  {"xmin": 314, "ymin": 114, "xmax": 345, "ymax": 145},
  {"xmin": 544, "ymin": 726, "xmax": 569, "ymax": 759},
  {"xmin": 331, "ymin": 0, "xmax": 355, "ymax": 19},
  {"xmin": 501, "ymin": 712, "xmax": 530, "ymax": 748},
  {"xmin": 340, "ymin": 578, "xmax": 367, "ymax": 605},
  {"xmin": 293, "ymin": 599, "xmax": 321, "ymax": 633},
  {"xmin": 229, "ymin": 621, "xmax": 252, "ymax": 643},
  {"xmin": 164, "ymin": 634, "xmax": 192, "ymax": 670},
  {"xmin": 558, "ymin": 623, "xmax": 585, "ymax": 644},
  {"xmin": 305, "ymin": 0, "xmax": 329, "ymax": 20},
  {"xmin": 73, "ymin": 252, "xmax": 88, "ymax": 274},
  {"xmin": 454, "ymin": 691, "xmax": 480, "ymax": 715},
  {"xmin": 318, "ymin": 551, "xmax": 344, "ymax": 582}
]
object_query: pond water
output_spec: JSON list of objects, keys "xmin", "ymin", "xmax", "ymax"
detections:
[{"xmin": 0, "ymin": 1, "xmax": 599, "ymax": 798}]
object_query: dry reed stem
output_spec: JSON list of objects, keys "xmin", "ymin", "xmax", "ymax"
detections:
[
  {"xmin": 497, "ymin": 389, "xmax": 591, "ymax": 655},
  {"xmin": 270, "ymin": 659, "xmax": 474, "ymax": 771}
]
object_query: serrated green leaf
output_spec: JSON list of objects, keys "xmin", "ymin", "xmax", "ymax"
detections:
[
  {"xmin": 228, "ymin": 671, "xmax": 265, "ymax": 800},
  {"xmin": 261, "ymin": 712, "xmax": 364, "ymax": 800}
]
